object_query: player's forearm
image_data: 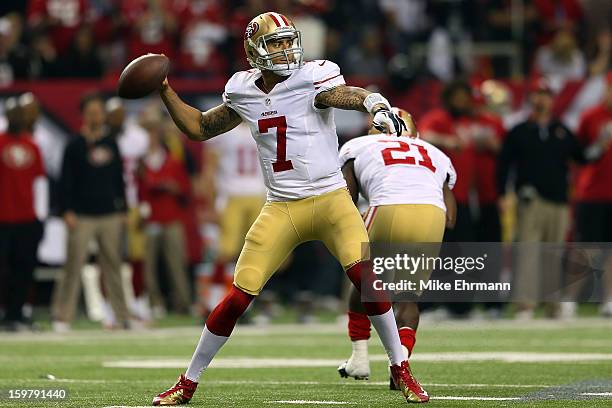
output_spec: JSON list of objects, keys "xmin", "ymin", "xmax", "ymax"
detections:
[
  {"xmin": 160, "ymin": 85, "xmax": 205, "ymax": 141},
  {"xmin": 315, "ymin": 85, "xmax": 387, "ymax": 112}
]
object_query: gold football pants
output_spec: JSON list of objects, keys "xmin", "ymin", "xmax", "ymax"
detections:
[
  {"xmin": 364, "ymin": 204, "xmax": 446, "ymax": 295},
  {"xmin": 364, "ymin": 204, "xmax": 446, "ymax": 243},
  {"xmin": 233, "ymin": 188, "xmax": 369, "ymax": 295}
]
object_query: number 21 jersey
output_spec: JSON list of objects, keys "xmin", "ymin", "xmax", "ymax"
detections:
[
  {"xmin": 222, "ymin": 60, "xmax": 347, "ymax": 201},
  {"xmin": 339, "ymin": 135, "xmax": 456, "ymax": 211}
]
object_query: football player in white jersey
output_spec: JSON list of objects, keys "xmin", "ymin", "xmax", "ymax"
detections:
[
  {"xmin": 337, "ymin": 108, "xmax": 456, "ymax": 388},
  {"xmin": 152, "ymin": 12, "xmax": 429, "ymax": 405}
]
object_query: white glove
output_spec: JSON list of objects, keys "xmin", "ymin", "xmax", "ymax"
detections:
[{"xmin": 372, "ymin": 109, "xmax": 407, "ymax": 136}]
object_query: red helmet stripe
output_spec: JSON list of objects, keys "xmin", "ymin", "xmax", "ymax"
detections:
[
  {"xmin": 280, "ymin": 14, "xmax": 290, "ymax": 26},
  {"xmin": 268, "ymin": 13, "xmax": 281, "ymax": 27}
]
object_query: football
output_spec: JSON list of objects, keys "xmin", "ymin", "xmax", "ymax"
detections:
[{"xmin": 117, "ymin": 54, "xmax": 170, "ymax": 99}]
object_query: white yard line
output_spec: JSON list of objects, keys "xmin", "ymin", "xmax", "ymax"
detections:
[
  {"xmin": 431, "ymin": 396, "xmax": 522, "ymax": 401},
  {"xmin": 102, "ymin": 352, "xmax": 612, "ymax": 369},
  {"xmin": 1, "ymin": 378, "xmax": 553, "ymax": 389},
  {"xmin": 408, "ymin": 352, "xmax": 612, "ymax": 363},
  {"xmin": 104, "ymin": 406, "xmax": 157, "ymax": 408},
  {"xmin": 423, "ymin": 383, "xmax": 548, "ymax": 388},
  {"xmin": 266, "ymin": 401, "xmax": 354, "ymax": 405},
  {"xmin": 581, "ymin": 392, "xmax": 612, "ymax": 397},
  {"xmin": 2, "ymin": 318, "xmax": 612, "ymax": 343}
]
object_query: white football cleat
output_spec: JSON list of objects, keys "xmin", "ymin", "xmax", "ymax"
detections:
[{"xmin": 338, "ymin": 355, "xmax": 370, "ymax": 380}]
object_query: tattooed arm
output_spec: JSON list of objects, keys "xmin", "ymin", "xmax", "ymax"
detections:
[
  {"xmin": 314, "ymin": 85, "xmax": 386, "ymax": 112},
  {"xmin": 315, "ymin": 85, "xmax": 406, "ymax": 135},
  {"xmin": 160, "ymin": 81, "xmax": 241, "ymax": 141}
]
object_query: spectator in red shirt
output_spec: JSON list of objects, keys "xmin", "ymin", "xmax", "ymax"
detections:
[
  {"xmin": 121, "ymin": 0, "xmax": 177, "ymax": 62},
  {"xmin": 474, "ymin": 88, "xmax": 508, "ymax": 317},
  {"xmin": 161, "ymin": 118, "xmax": 203, "ymax": 284},
  {"xmin": 474, "ymin": 107, "xmax": 506, "ymax": 243},
  {"xmin": 0, "ymin": 97, "xmax": 47, "ymax": 331},
  {"xmin": 138, "ymin": 114, "xmax": 192, "ymax": 316},
  {"xmin": 420, "ymin": 80, "xmax": 483, "ymax": 317},
  {"xmin": 565, "ymin": 71, "xmax": 612, "ymax": 317},
  {"xmin": 27, "ymin": 0, "xmax": 89, "ymax": 56},
  {"xmin": 533, "ymin": 0, "xmax": 583, "ymax": 47},
  {"xmin": 171, "ymin": 0, "xmax": 228, "ymax": 76},
  {"xmin": 420, "ymin": 80, "xmax": 477, "ymax": 242},
  {"xmin": 575, "ymin": 73, "xmax": 612, "ymax": 207}
]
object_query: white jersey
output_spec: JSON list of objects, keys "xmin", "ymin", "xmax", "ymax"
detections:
[
  {"xmin": 222, "ymin": 60, "xmax": 347, "ymax": 201},
  {"xmin": 208, "ymin": 122, "xmax": 266, "ymax": 198},
  {"xmin": 339, "ymin": 135, "xmax": 456, "ymax": 211}
]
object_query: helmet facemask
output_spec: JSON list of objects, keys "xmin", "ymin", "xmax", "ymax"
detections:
[{"xmin": 247, "ymin": 28, "xmax": 304, "ymax": 76}]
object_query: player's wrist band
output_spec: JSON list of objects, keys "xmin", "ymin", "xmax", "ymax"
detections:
[{"xmin": 363, "ymin": 93, "xmax": 391, "ymax": 114}]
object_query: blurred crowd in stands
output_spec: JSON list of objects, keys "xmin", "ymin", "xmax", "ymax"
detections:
[
  {"xmin": 0, "ymin": 0, "xmax": 610, "ymax": 85},
  {"xmin": 0, "ymin": 1, "xmax": 612, "ymax": 331}
]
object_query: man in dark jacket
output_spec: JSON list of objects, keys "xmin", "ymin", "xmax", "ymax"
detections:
[
  {"xmin": 497, "ymin": 79, "xmax": 610, "ymax": 318},
  {"xmin": 51, "ymin": 93, "xmax": 129, "ymax": 331}
]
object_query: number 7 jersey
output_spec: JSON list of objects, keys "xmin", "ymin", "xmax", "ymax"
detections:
[
  {"xmin": 339, "ymin": 135, "xmax": 457, "ymax": 211},
  {"xmin": 222, "ymin": 60, "xmax": 347, "ymax": 201}
]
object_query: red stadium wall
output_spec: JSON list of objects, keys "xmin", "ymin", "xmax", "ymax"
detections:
[{"xmin": 0, "ymin": 77, "xmax": 590, "ymax": 133}]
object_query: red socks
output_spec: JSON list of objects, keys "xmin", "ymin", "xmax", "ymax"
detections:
[
  {"xmin": 205, "ymin": 286, "xmax": 254, "ymax": 337},
  {"xmin": 345, "ymin": 261, "xmax": 391, "ymax": 316},
  {"xmin": 399, "ymin": 326, "xmax": 417, "ymax": 357},
  {"xmin": 348, "ymin": 311, "xmax": 371, "ymax": 341},
  {"xmin": 348, "ymin": 312, "xmax": 418, "ymax": 356}
]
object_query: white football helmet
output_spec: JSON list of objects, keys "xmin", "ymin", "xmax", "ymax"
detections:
[{"xmin": 243, "ymin": 12, "xmax": 304, "ymax": 76}]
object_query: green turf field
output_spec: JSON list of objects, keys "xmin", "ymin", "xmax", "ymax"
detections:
[{"xmin": 1, "ymin": 318, "xmax": 612, "ymax": 407}]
